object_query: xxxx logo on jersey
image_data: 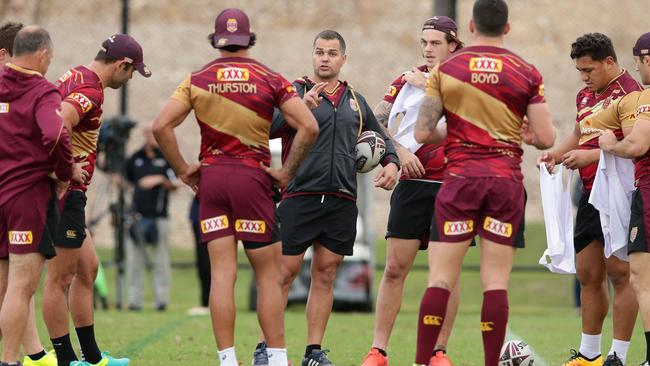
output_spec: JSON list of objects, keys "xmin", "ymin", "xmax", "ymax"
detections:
[
  {"xmin": 201, "ymin": 215, "xmax": 229, "ymax": 234},
  {"xmin": 422, "ymin": 315, "xmax": 443, "ymax": 326},
  {"xmin": 217, "ymin": 67, "xmax": 249, "ymax": 82},
  {"xmin": 68, "ymin": 93, "xmax": 92, "ymax": 113},
  {"xmin": 483, "ymin": 216, "xmax": 512, "ymax": 238},
  {"xmin": 636, "ymin": 104, "xmax": 650, "ymax": 117},
  {"xmin": 469, "ymin": 57, "xmax": 503, "ymax": 73},
  {"xmin": 8, "ymin": 230, "xmax": 33, "ymax": 245},
  {"xmin": 443, "ymin": 220, "xmax": 474, "ymax": 236},
  {"xmin": 235, "ymin": 219, "xmax": 266, "ymax": 234}
]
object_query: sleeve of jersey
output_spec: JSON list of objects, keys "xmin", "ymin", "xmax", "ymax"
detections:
[
  {"xmin": 63, "ymin": 87, "xmax": 99, "ymax": 120},
  {"xmin": 634, "ymin": 91, "xmax": 650, "ymax": 122},
  {"xmin": 272, "ymin": 75, "xmax": 299, "ymax": 107},
  {"xmin": 615, "ymin": 95, "xmax": 638, "ymax": 129},
  {"xmin": 36, "ymin": 90, "xmax": 73, "ymax": 181},
  {"xmin": 170, "ymin": 74, "xmax": 192, "ymax": 108},
  {"xmin": 424, "ymin": 65, "xmax": 441, "ymax": 99},
  {"xmin": 382, "ymin": 75, "xmax": 405, "ymax": 104},
  {"xmin": 528, "ymin": 67, "xmax": 546, "ymax": 105}
]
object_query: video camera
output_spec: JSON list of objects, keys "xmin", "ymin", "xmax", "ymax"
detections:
[{"xmin": 97, "ymin": 115, "xmax": 137, "ymax": 173}]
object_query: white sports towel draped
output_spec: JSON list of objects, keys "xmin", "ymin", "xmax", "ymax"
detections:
[
  {"xmin": 387, "ymin": 77, "xmax": 446, "ymax": 153},
  {"xmin": 588, "ymin": 150, "xmax": 635, "ymax": 262},
  {"xmin": 539, "ymin": 165, "xmax": 576, "ymax": 274}
]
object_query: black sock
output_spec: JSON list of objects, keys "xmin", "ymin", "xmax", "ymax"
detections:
[
  {"xmin": 372, "ymin": 347, "xmax": 387, "ymax": 357},
  {"xmin": 52, "ymin": 334, "xmax": 78, "ymax": 365},
  {"xmin": 0, "ymin": 362, "xmax": 21, "ymax": 366},
  {"xmin": 75, "ymin": 325, "xmax": 102, "ymax": 364},
  {"xmin": 256, "ymin": 342, "xmax": 266, "ymax": 350},
  {"xmin": 305, "ymin": 344, "xmax": 321, "ymax": 357},
  {"xmin": 28, "ymin": 350, "xmax": 47, "ymax": 361},
  {"xmin": 645, "ymin": 331, "xmax": 650, "ymax": 362}
]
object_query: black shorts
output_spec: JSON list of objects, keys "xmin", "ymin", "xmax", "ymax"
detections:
[
  {"xmin": 278, "ymin": 195, "xmax": 358, "ymax": 256},
  {"xmin": 574, "ymin": 191, "xmax": 604, "ymax": 253},
  {"xmin": 628, "ymin": 187, "xmax": 650, "ymax": 254},
  {"xmin": 54, "ymin": 190, "xmax": 87, "ymax": 248},
  {"xmin": 386, "ymin": 180, "xmax": 439, "ymax": 250}
]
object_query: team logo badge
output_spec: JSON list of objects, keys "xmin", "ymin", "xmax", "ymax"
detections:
[
  {"xmin": 480, "ymin": 321, "xmax": 495, "ymax": 332},
  {"xmin": 422, "ymin": 315, "xmax": 443, "ymax": 326},
  {"xmin": 0, "ymin": 103, "xmax": 8, "ymax": 113},
  {"xmin": 483, "ymin": 216, "xmax": 512, "ymax": 238},
  {"xmin": 217, "ymin": 67, "xmax": 250, "ymax": 81},
  {"xmin": 603, "ymin": 96, "xmax": 612, "ymax": 109},
  {"xmin": 66, "ymin": 230, "xmax": 77, "ymax": 239},
  {"xmin": 580, "ymin": 96, "xmax": 589, "ymax": 106},
  {"xmin": 469, "ymin": 57, "xmax": 503, "ymax": 73},
  {"xmin": 201, "ymin": 215, "xmax": 229, "ymax": 233},
  {"xmin": 443, "ymin": 220, "xmax": 474, "ymax": 236},
  {"xmin": 287, "ymin": 85, "xmax": 296, "ymax": 93},
  {"xmin": 226, "ymin": 18, "xmax": 238, "ymax": 33},
  {"xmin": 235, "ymin": 219, "xmax": 266, "ymax": 234},
  {"xmin": 630, "ymin": 226, "xmax": 639, "ymax": 242},
  {"xmin": 385, "ymin": 86, "xmax": 397, "ymax": 97},
  {"xmin": 69, "ymin": 93, "xmax": 92, "ymax": 113},
  {"xmin": 8, "ymin": 230, "xmax": 33, "ymax": 245},
  {"xmin": 349, "ymin": 98, "xmax": 359, "ymax": 112},
  {"xmin": 217, "ymin": 38, "xmax": 228, "ymax": 46},
  {"xmin": 538, "ymin": 84, "xmax": 545, "ymax": 97}
]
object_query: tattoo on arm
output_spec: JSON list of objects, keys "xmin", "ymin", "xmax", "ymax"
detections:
[
  {"xmin": 283, "ymin": 139, "xmax": 315, "ymax": 177},
  {"xmin": 373, "ymin": 100, "xmax": 393, "ymax": 127},
  {"xmin": 379, "ymin": 121, "xmax": 405, "ymax": 150},
  {"xmin": 415, "ymin": 96, "xmax": 443, "ymax": 134}
]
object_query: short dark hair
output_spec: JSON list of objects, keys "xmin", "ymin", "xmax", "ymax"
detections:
[
  {"xmin": 208, "ymin": 32, "xmax": 257, "ymax": 52},
  {"xmin": 94, "ymin": 49, "xmax": 119, "ymax": 63},
  {"xmin": 570, "ymin": 33, "xmax": 618, "ymax": 62},
  {"xmin": 0, "ymin": 22, "xmax": 24, "ymax": 55},
  {"xmin": 472, "ymin": 0, "xmax": 508, "ymax": 37},
  {"xmin": 313, "ymin": 30, "xmax": 346, "ymax": 54},
  {"xmin": 12, "ymin": 26, "xmax": 52, "ymax": 57},
  {"xmin": 445, "ymin": 34, "xmax": 464, "ymax": 50}
]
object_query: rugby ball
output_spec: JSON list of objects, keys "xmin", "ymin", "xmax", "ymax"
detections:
[
  {"xmin": 355, "ymin": 131, "xmax": 386, "ymax": 173},
  {"xmin": 499, "ymin": 340, "xmax": 534, "ymax": 366}
]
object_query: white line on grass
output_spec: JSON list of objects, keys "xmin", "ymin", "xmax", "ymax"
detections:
[{"xmin": 506, "ymin": 328, "xmax": 549, "ymax": 366}]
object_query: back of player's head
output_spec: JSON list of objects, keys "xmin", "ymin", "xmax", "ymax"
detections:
[
  {"xmin": 472, "ymin": 0, "xmax": 508, "ymax": 37},
  {"xmin": 12, "ymin": 25, "xmax": 52, "ymax": 57},
  {"xmin": 209, "ymin": 8, "xmax": 256, "ymax": 52},
  {"xmin": 0, "ymin": 22, "xmax": 24, "ymax": 56},
  {"xmin": 313, "ymin": 30, "xmax": 346, "ymax": 54},
  {"xmin": 570, "ymin": 33, "xmax": 618, "ymax": 62}
]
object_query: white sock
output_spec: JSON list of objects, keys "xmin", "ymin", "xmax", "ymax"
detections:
[
  {"xmin": 608, "ymin": 339, "xmax": 630, "ymax": 364},
  {"xmin": 218, "ymin": 347, "xmax": 238, "ymax": 366},
  {"xmin": 267, "ymin": 348, "xmax": 289, "ymax": 366},
  {"xmin": 579, "ymin": 333, "xmax": 601, "ymax": 359}
]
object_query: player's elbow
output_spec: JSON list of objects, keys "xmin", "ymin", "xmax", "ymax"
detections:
[
  {"xmin": 414, "ymin": 129, "xmax": 428, "ymax": 144},
  {"xmin": 535, "ymin": 129, "xmax": 556, "ymax": 150},
  {"xmin": 302, "ymin": 116, "xmax": 319, "ymax": 143},
  {"xmin": 152, "ymin": 118, "xmax": 167, "ymax": 142}
]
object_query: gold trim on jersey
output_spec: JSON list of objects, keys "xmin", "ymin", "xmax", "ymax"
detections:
[
  {"xmin": 190, "ymin": 85, "xmax": 269, "ymax": 149},
  {"xmin": 440, "ymin": 73, "xmax": 521, "ymax": 144},
  {"xmin": 6, "ymin": 62, "xmax": 42, "ymax": 77}
]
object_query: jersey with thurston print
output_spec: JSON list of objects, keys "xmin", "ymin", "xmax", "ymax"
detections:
[
  {"xmin": 384, "ymin": 64, "xmax": 444, "ymax": 181},
  {"xmin": 56, "ymin": 65, "xmax": 105, "ymax": 192},
  {"xmin": 425, "ymin": 45, "xmax": 545, "ymax": 182},
  {"xmin": 575, "ymin": 70, "xmax": 642, "ymax": 191},
  {"xmin": 171, "ymin": 56, "xmax": 297, "ymax": 169}
]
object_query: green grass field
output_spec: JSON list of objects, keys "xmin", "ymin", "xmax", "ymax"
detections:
[{"xmin": 29, "ymin": 223, "xmax": 648, "ymax": 365}]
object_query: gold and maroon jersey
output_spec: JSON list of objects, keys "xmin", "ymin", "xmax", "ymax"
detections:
[
  {"xmin": 171, "ymin": 56, "xmax": 297, "ymax": 168},
  {"xmin": 56, "ymin": 65, "xmax": 105, "ymax": 192},
  {"xmin": 632, "ymin": 90, "xmax": 650, "ymax": 184},
  {"xmin": 575, "ymin": 70, "xmax": 642, "ymax": 190},
  {"xmin": 425, "ymin": 45, "xmax": 545, "ymax": 181}
]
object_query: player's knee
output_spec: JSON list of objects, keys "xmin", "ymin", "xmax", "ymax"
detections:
[
  {"xmin": 576, "ymin": 266, "xmax": 605, "ymax": 286},
  {"xmin": 629, "ymin": 267, "xmax": 647, "ymax": 294},
  {"xmin": 312, "ymin": 264, "xmax": 338, "ymax": 287},
  {"xmin": 383, "ymin": 262, "xmax": 409, "ymax": 282},
  {"xmin": 607, "ymin": 268, "xmax": 630, "ymax": 288}
]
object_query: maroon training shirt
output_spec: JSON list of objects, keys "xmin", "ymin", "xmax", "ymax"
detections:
[{"xmin": 0, "ymin": 63, "xmax": 73, "ymax": 206}]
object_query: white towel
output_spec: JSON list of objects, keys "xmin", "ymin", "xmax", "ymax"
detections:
[
  {"xmin": 387, "ymin": 77, "xmax": 445, "ymax": 153},
  {"xmin": 588, "ymin": 150, "xmax": 635, "ymax": 262},
  {"xmin": 539, "ymin": 165, "xmax": 576, "ymax": 274}
]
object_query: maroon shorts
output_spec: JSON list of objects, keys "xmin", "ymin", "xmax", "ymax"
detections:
[
  {"xmin": 0, "ymin": 182, "xmax": 53, "ymax": 258},
  {"xmin": 434, "ymin": 177, "xmax": 525, "ymax": 246},
  {"xmin": 198, "ymin": 163, "xmax": 275, "ymax": 246}
]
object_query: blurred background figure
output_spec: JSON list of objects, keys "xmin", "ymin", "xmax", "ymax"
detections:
[
  {"xmin": 124, "ymin": 122, "xmax": 178, "ymax": 311},
  {"xmin": 187, "ymin": 196, "xmax": 211, "ymax": 316}
]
